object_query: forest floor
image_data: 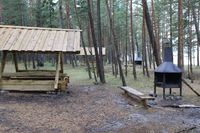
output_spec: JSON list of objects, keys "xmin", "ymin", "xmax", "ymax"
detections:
[{"xmin": 0, "ymin": 63, "xmax": 200, "ymax": 133}]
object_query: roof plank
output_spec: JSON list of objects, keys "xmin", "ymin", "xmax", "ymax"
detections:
[
  {"xmin": 0, "ymin": 28, "xmax": 12, "ymax": 49},
  {"xmin": 11, "ymin": 29, "xmax": 28, "ymax": 50},
  {"xmin": 53, "ymin": 31, "xmax": 66, "ymax": 51},
  {"xmin": 65, "ymin": 31, "xmax": 75, "ymax": 52},
  {"xmin": 74, "ymin": 32, "xmax": 80, "ymax": 52},
  {"xmin": 20, "ymin": 30, "xmax": 35, "ymax": 51},
  {"xmin": 62, "ymin": 32, "xmax": 68, "ymax": 51},
  {"xmin": 42, "ymin": 30, "xmax": 57, "ymax": 51},
  {"xmin": 3, "ymin": 29, "xmax": 21, "ymax": 50},
  {"xmin": 33, "ymin": 30, "xmax": 49, "ymax": 51},
  {"xmin": 26, "ymin": 30, "xmax": 43, "ymax": 51}
]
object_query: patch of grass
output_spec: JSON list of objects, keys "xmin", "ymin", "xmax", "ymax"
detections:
[
  {"xmin": 64, "ymin": 65, "xmax": 93, "ymax": 85},
  {"xmin": 65, "ymin": 64, "xmax": 154, "ymax": 91},
  {"xmin": 104, "ymin": 66, "xmax": 154, "ymax": 91}
]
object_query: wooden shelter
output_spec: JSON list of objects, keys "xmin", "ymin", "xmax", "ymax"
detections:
[
  {"xmin": 79, "ymin": 47, "xmax": 106, "ymax": 56},
  {"xmin": 0, "ymin": 25, "xmax": 81, "ymax": 91},
  {"xmin": 79, "ymin": 47, "xmax": 106, "ymax": 66}
]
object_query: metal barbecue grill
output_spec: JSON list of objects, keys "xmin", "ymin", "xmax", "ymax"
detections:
[{"xmin": 154, "ymin": 39, "xmax": 182, "ymax": 99}]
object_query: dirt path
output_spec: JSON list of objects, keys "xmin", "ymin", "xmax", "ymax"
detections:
[{"xmin": 0, "ymin": 85, "xmax": 199, "ymax": 133}]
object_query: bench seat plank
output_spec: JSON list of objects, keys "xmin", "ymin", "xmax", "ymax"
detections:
[
  {"xmin": 121, "ymin": 86, "xmax": 144, "ymax": 96},
  {"xmin": 120, "ymin": 86, "xmax": 155, "ymax": 107}
]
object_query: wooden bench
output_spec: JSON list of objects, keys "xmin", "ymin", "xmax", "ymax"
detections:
[
  {"xmin": 120, "ymin": 86, "xmax": 155, "ymax": 107},
  {"xmin": 0, "ymin": 72, "xmax": 69, "ymax": 91}
]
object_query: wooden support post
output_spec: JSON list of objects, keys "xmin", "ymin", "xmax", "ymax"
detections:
[
  {"xmin": 0, "ymin": 51, "xmax": 8, "ymax": 79},
  {"xmin": 13, "ymin": 52, "xmax": 19, "ymax": 72},
  {"xmin": 60, "ymin": 52, "xmax": 64, "ymax": 73},
  {"xmin": 54, "ymin": 52, "xmax": 61, "ymax": 89}
]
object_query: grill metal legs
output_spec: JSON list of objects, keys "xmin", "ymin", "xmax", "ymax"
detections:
[
  {"xmin": 163, "ymin": 87, "xmax": 166, "ymax": 99},
  {"xmin": 180, "ymin": 86, "xmax": 182, "ymax": 96},
  {"xmin": 169, "ymin": 88, "xmax": 172, "ymax": 94},
  {"xmin": 154, "ymin": 85, "xmax": 182, "ymax": 99},
  {"xmin": 154, "ymin": 84, "xmax": 156, "ymax": 96}
]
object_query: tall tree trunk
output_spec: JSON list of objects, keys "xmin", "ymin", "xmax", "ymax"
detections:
[
  {"xmin": 105, "ymin": 0, "xmax": 126, "ymax": 86},
  {"xmin": 87, "ymin": 22, "xmax": 98, "ymax": 82},
  {"xmin": 135, "ymin": 34, "xmax": 140, "ymax": 58},
  {"xmin": 112, "ymin": 0, "xmax": 118, "ymax": 78},
  {"xmin": 178, "ymin": 0, "xmax": 184, "ymax": 69},
  {"xmin": 66, "ymin": 0, "xmax": 72, "ymax": 28},
  {"xmin": 65, "ymin": 0, "xmax": 75, "ymax": 67},
  {"xmin": 125, "ymin": 0, "xmax": 128, "ymax": 76},
  {"xmin": 130, "ymin": 0, "xmax": 137, "ymax": 79},
  {"xmin": 147, "ymin": 41, "xmax": 152, "ymax": 69},
  {"xmin": 87, "ymin": 0, "xmax": 105, "ymax": 83},
  {"xmin": 192, "ymin": 2, "xmax": 200, "ymax": 67},
  {"xmin": 111, "ymin": 48, "xmax": 115, "ymax": 76},
  {"xmin": 97, "ymin": 0, "xmax": 106, "ymax": 83},
  {"xmin": 197, "ymin": 2, "xmax": 200, "ymax": 66},
  {"xmin": 59, "ymin": 0, "xmax": 64, "ymax": 28},
  {"xmin": 151, "ymin": 0, "xmax": 160, "ymax": 59},
  {"xmin": 170, "ymin": 0, "xmax": 173, "ymax": 48},
  {"xmin": 114, "ymin": 50, "xmax": 118, "ymax": 78},
  {"xmin": 142, "ymin": 14, "xmax": 146, "ymax": 76},
  {"xmin": 36, "ymin": 0, "xmax": 42, "ymax": 27},
  {"xmin": 142, "ymin": 8, "xmax": 150, "ymax": 77},
  {"xmin": 142, "ymin": 0, "xmax": 161, "ymax": 66},
  {"xmin": 74, "ymin": 0, "xmax": 92, "ymax": 79},
  {"xmin": 188, "ymin": 0, "xmax": 193, "ymax": 82}
]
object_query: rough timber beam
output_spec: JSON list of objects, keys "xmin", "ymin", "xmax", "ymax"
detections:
[
  {"xmin": 54, "ymin": 52, "xmax": 61, "ymax": 89},
  {"xmin": 0, "ymin": 51, "xmax": 8, "ymax": 79}
]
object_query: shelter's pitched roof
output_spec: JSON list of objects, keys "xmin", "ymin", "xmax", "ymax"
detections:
[
  {"xmin": 79, "ymin": 47, "xmax": 106, "ymax": 56},
  {"xmin": 0, "ymin": 25, "xmax": 81, "ymax": 53}
]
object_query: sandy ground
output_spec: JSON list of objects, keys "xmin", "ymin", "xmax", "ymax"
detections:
[{"xmin": 0, "ymin": 84, "xmax": 200, "ymax": 133}]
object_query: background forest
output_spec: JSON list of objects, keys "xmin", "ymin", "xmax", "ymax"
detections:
[{"xmin": 0, "ymin": 0, "xmax": 200, "ymax": 85}]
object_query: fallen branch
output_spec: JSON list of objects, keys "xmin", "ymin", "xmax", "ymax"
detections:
[
  {"xmin": 182, "ymin": 78, "xmax": 200, "ymax": 96},
  {"xmin": 176, "ymin": 126, "xmax": 196, "ymax": 133},
  {"xmin": 163, "ymin": 104, "xmax": 200, "ymax": 108}
]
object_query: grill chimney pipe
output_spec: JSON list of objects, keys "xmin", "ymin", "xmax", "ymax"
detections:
[{"xmin": 163, "ymin": 38, "xmax": 173, "ymax": 62}]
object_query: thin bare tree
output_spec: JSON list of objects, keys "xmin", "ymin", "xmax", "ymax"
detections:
[
  {"xmin": 178, "ymin": 0, "xmax": 184, "ymax": 69},
  {"xmin": 97, "ymin": 0, "xmax": 106, "ymax": 83},
  {"xmin": 142, "ymin": 0, "xmax": 161, "ymax": 66},
  {"xmin": 130, "ymin": 0, "xmax": 137, "ymax": 79},
  {"xmin": 74, "ymin": 0, "xmax": 92, "ymax": 79},
  {"xmin": 192, "ymin": 1, "xmax": 200, "ymax": 67},
  {"xmin": 87, "ymin": 0, "xmax": 106, "ymax": 83},
  {"xmin": 105, "ymin": 0, "xmax": 126, "ymax": 86}
]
